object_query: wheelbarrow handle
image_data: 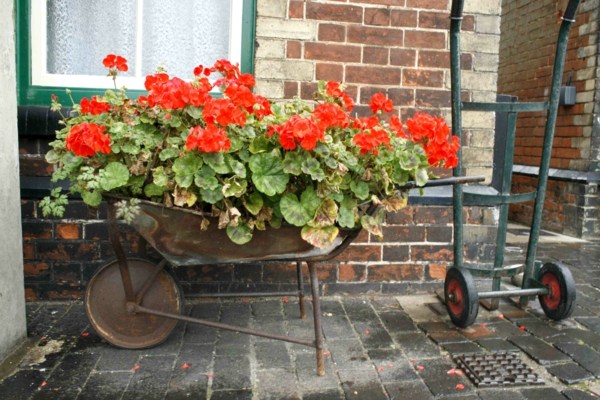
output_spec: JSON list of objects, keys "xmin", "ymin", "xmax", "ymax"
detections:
[
  {"xmin": 563, "ymin": 0, "xmax": 580, "ymax": 22},
  {"xmin": 450, "ymin": 0, "xmax": 464, "ymax": 19},
  {"xmin": 398, "ymin": 175, "xmax": 485, "ymax": 190}
]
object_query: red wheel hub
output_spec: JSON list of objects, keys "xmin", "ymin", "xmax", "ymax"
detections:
[
  {"xmin": 447, "ymin": 279, "xmax": 464, "ymax": 317},
  {"xmin": 540, "ymin": 272, "xmax": 561, "ymax": 310}
]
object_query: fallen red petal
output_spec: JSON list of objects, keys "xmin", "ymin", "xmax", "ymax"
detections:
[
  {"xmin": 363, "ymin": 329, "xmax": 370, "ymax": 335},
  {"xmin": 498, "ymin": 314, "xmax": 505, "ymax": 319},
  {"xmin": 456, "ymin": 384, "xmax": 465, "ymax": 390},
  {"xmin": 282, "ymin": 298, "xmax": 289, "ymax": 303},
  {"xmin": 520, "ymin": 325, "xmax": 526, "ymax": 331},
  {"xmin": 81, "ymin": 332, "xmax": 90, "ymax": 337},
  {"xmin": 416, "ymin": 365, "xmax": 425, "ymax": 371},
  {"xmin": 132, "ymin": 365, "xmax": 141, "ymax": 372},
  {"xmin": 39, "ymin": 380, "xmax": 47, "ymax": 388},
  {"xmin": 378, "ymin": 366, "xmax": 385, "ymax": 372},
  {"xmin": 181, "ymin": 363, "xmax": 190, "ymax": 369},
  {"xmin": 207, "ymin": 374, "xmax": 215, "ymax": 378}
]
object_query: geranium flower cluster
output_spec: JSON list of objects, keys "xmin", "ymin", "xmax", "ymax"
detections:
[{"xmin": 44, "ymin": 55, "xmax": 460, "ymax": 248}]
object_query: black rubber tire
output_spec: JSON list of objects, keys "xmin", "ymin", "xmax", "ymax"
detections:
[
  {"xmin": 538, "ymin": 262, "xmax": 576, "ymax": 321},
  {"xmin": 444, "ymin": 267, "xmax": 479, "ymax": 328}
]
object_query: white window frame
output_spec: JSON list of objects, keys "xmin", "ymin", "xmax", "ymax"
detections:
[{"xmin": 30, "ymin": 0, "xmax": 244, "ymax": 90}]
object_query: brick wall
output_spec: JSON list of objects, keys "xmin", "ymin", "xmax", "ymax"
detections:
[
  {"xmin": 20, "ymin": 0, "xmax": 504, "ymax": 300},
  {"xmin": 498, "ymin": 0, "xmax": 600, "ymax": 238}
]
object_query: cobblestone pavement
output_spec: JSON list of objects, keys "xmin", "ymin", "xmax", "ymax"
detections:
[{"xmin": 0, "ymin": 234, "xmax": 599, "ymax": 399}]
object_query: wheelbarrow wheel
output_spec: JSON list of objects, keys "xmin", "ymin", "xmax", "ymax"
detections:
[
  {"xmin": 85, "ymin": 258, "xmax": 183, "ymax": 349},
  {"xmin": 538, "ymin": 262, "xmax": 576, "ymax": 321},
  {"xmin": 445, "ymin": 267, "xmax": 479, "ymax": 328}
]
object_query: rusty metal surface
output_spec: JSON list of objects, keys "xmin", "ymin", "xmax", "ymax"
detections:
[
  {"xmin": 127, "ymin": 200, "xmax": 350, "ymax": 266},
  {"xmin": 453, "ymin": 352, "xmax": 544, "ymax": 387},
  {"xmin": 85, "ymin": 259, "xmax": 183, "ymax": 349}
]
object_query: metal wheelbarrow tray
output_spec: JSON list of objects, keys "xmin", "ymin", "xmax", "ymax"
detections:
[{"xmin": 85, "ymin": 178, "xmax": 481, "ymax": 376}]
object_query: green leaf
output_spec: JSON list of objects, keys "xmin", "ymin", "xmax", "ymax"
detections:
[
  {"xmin": 222, "ymin": 177, "xmax": 247, "ymax": 198},
  {"xmin": 99, "ymin": 162, "xmax": 130, "ymax": 191},
  {"xmin": 81, "ymin": 190, "xmax": 102, "ymax": 207},
  {"xmin": 350, "ymin": 180, "xmax": 369, "ymax": 200},
  {"xmin": 200, "ymin": 186, "xmax": 223, "ymax": 204},
  {"xmin": 280, "ymin": 193, "xmax": 311, "ymax": 226},
  {"xmin": 249, "ymin": 153, "xmax": 289, "ymax": 196},
  {"xmin": 249, "ymin": 136, "xmax": 271, "ymax": 154},
  {"xmin": 186, "ymin": 106, "xmax": 202, "ymax": 119},
  {"xmin": 282, "ymin": 152, "xmax": 304, "ymax": 175},
  {"xmin": 153, "ymin": 166, "xmax": 170, "ymax": 187},
  {"xmin": 144, "ymin": 183, "xmax": 167, "ymax": 197},
  {"xmin": 243, "ymin": 192, "xmax": 264, "ymax": 215},
  {"xmin": 300, "ymin": 187, "xmax": 321, "ymax": 217},
  {"xmin": 194, "ymin": 166, "xmax": 219, "ymax": 190},
  {"xmin": 226, "ymin": 223, "xmax": 253, "ymax": 245},
  {"xmin": 203, "ymin": 153, "xmax": 230, "ymax": 174},
  {"xmin": 301, "ymin": 158, "xmax": 325, "ymax": 181},
  {"xmin": 159, "ymin": 147, "xmax": 180, "ymax": 161},
  {"xmin": 415, "ymin": 168, "xmax": 429, "ymax": 187},
  {"xmin": 227, "ymin": 158, "xmax": 247, "ymax": 179},
  {"xmin": 173, "ymin": 154, "xmax": 203, "ymax": 188},
  {"xmin": 311, "ymin": 198, "xmax": 338, "ymax": 228},
  {"xmin": 338, "ymin": 197, "xmax": 357, "ymax": 228},
  {"xmin": 301, "ymin": 225, "xmax": 339, "ymax": 249},
  {"xmin": 360, "ymin": 209, "xmax": 385, "ymax": 237}
]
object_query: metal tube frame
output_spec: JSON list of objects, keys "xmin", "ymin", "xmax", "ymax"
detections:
[{"xmin": 449, "ymin": 0, "xmax": 581, "ymax": 306}]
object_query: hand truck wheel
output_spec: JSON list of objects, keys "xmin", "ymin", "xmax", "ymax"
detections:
[
  {"xmin": 85, "ymin": 258, "xmax": 184, "ymax": 349},
  {"xmin": 445, "ymin": 267, "xmax": 479, "ymax": 328},
  {"xmin": 538, "ymin": 262, "xmax": 576, "ymax": 321}
]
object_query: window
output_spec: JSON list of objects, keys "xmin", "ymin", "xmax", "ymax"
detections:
[{"xmin": 16, "ymin": 0, "xmax": 256, "ymax": 105}]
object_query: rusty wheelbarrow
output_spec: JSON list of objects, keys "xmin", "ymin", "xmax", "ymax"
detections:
[{"xmin": 85, "ymin": 176, "xmax": 482, "ymax": 376}]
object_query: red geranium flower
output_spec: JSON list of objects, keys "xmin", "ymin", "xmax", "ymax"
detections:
[
  {"xmin": 369, "ymin": 93, "xmax": 393, "ymax": 114},
  {"xmin": 65, "ymin": 123, "xmax": 111, "ymax": 157},
  {"xmin": 80, "ymin": 96, "xmax": 111, "ymax": 115},
  {"xmin": 102, "ymin": 54, "xmax": 128, "ymax": 72},
  {"xmin": 186, "ymin": 124, "xmax": 231, "ymax": 153}
]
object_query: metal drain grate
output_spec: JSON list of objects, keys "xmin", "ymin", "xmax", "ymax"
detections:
[{"xmin": 453, "ymin": 352, "xmax": 544, "ymax": 387}]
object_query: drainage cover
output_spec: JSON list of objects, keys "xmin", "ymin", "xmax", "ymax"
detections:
[{"xmin": 453, "ymin": 352, "xmax": 544, "ymax": 387}]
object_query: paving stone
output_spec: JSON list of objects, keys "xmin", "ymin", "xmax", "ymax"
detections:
[
  {"xmin": 476, "ymin": 338, "xmax": 521, "ymax": 353},
  {"xmin": 321, "ymin": 313, "xmax": 356, "ymax": 340},
  {"xmin": 26, "ymin": 304, "xmax": 72, "ymax": 336},
  {"xmin": 459, "ymin": 324, "xmax": 497, "ymax": 340},
  {"xmin": 36, "ymin": 352, "xmax": 100, "ymax": 393},
  {"xmin": 294, "ymin": 353, "xmax": 339, "ymax": 393},
  {"xmin": 367, "ymin": 349, "xmax": 420, "ymax": 382},
  {"xmin": 428, "ymin": 330, "xmax": 469, "ymax": 344},
  {"xmin": 394, "ymin": 332, "xmax": 441, "ymax": 359},
  {"xmin": 166, "ymin": 369, "xmax": 208, "ymax": 399},
  {"xmin": 547, "ymin": 329, "xmax": 600, "ymax": 351},
  {"xmin": 415, "ymin": 357, "xmax": 474, "ymax": 397},
  {"xmin": 426, "ymin": 302, "xmax": 448, "ymax": 316},
  {"xmin": 211, "ymin": 355, "xmax": 251, "ymax": 390},
  {"xmin": 327, "ymin": 339, "xmax": 369, "ymax": 370},
  {"xmin": 343, "ymin": 299, "xmax": 379, "ymax": 323},
  {"xmin": 562, "ymin": 388, "xmax": 600, "ymax": 400},
  {"xmin": 369, "ymin": 296, "xmax": 402, "ymax": 312},
  {"xmin": 519, "ymin": 387, "xmax": 569, "ymax": 400},
  {"xmin": 352, "ymin": 321, "xmax": 395, "ymax": 350},
  {"xmin": 302, "ymin": 389, "xmax": 344, "ymax": 400},
  {"xmin": 510, "ymin": 319, "xmax": 563, "ymax": 338},
  {"xmin": 0, "ymin": 369, "xmax": 45, "ymax": 400},
  {"xmin": 95, "ymin": 347, "xmax": 142, "ymax": 371},
  {"xmin": 182, "ymin": 321, "xmax": 219, "ymax": 345},
  {"xmin": 417, "ymin": 321, "xmax": 455, "ymax": 334},
  {"xmin": 477, "ymin": 388, "xmax": 527, "ymax": 400},
  {"xmin": 338, "ymin": 368, "xmax": 388, "ymax": 400},
  {"xmin": 546, "ymin": 362, "xmax": 594, "ymax": 384},
  {"xmin": 256, "ymin": 368, "xmax": 300, "ymax": 399},
  {"xmin": 441, "ymin": 341, "xmax": 483, "ymax": 355},
  {"xmin": 123, "ymin": 354, "xmax": 176, "ymax": 399},
  {"xmin": 554, "ymin": 342, "xmax": 600, "ymax": 377},
  {"xmin": 483, "ymin": 319, "xmax": 529, "ymax": 338},
  {"xmin": 251, "ymin": 299, "xmax": 284, "ymax": 316},
  {"xmin": 575, "ymin": 317, "xmax": 600, "ymax": 334},
  {"xmin": 383, "ymin": 380, "xmax": 434, "ymax": 400},
  {"xmin": 210, "ymin": 389, "xmax": 253, "ymax": 400},
  {"xmin": 508, "ymin": 335, "xmax": 571, "ymax": 365},
  {"xmin": 77, "ymin": 371, "xmax": 132, "ymax": 400},
  {"xmin": 175, "ymin": 343, "xmax": 214, "ymax": 373},
  {"xmin": 378, "ymin": 311, "xmax": 418, "ymax": 333},
  {"xmin": 255, "ymin": 341, "xmax": 292, "ymax": 369}
]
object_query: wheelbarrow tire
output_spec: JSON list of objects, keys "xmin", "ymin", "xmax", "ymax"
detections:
[
  {"xmin": 538, "ymin": 262, "xmax": 576, "ymax": 321},
  {"xmin": 445, "ymin": 267, "xmax": 479, "ymax": 328},
  {"xmin": 85, "ymin": 258, "xmax": 184, "ymax": 349}
]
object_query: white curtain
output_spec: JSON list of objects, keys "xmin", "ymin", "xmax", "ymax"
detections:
[{"xmin": 46, "ymin": 0, "xmax": 231, "ymax": 78}]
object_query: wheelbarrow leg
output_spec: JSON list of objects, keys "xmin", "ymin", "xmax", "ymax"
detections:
[
  {"xmin": 108, "ymin": 203, "xmax": 135, "ymax": 302},
  {"xmin": 296, "ymin": 262, "xmax": 306, "ymax": 319},
  {"xmin": 307, "ymin": 262, "xmax": 325, "ymax": 376}
]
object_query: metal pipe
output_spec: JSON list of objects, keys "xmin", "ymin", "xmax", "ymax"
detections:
[
  {"xmin": 186, "ymin": 291, "xmax": 300, "ymax": 298},
  {"xmin": 522, "ymin": 0, "xmax": 581, "ymax": 306},
  {"xmin": 107, "ymin": 203, "xmax": 136, "ymax": 302},
  {"xmin": 134, "ymin": 304, "xmax": 315, "ymax": 347},
  {"xmin": 297, "ymin": 262, "xmax": 306, "ymax": 319},
  {"xmin": 135, "ymin": 259, "xmax": 167, "ymax": 305},
  {"xmin": 478, "ymin": 287, "xmax": 548, "ymax": 299},
  {"xmin": 308, "ymin": 262, "xmax": 325, "ymax": 376}
]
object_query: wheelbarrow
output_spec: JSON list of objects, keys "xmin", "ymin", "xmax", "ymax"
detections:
[
  {"xmin": 444, "ymin": 0, "xmax": 580, "ymax": 327},
  {"xmin": 84, "ymin": 176, "xmax": 481, "ymax": 376}
]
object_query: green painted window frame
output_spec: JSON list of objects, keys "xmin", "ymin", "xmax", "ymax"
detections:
[{"xmin": 16, "ymin": 0, "xmax": 256, "ymax": 106}]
